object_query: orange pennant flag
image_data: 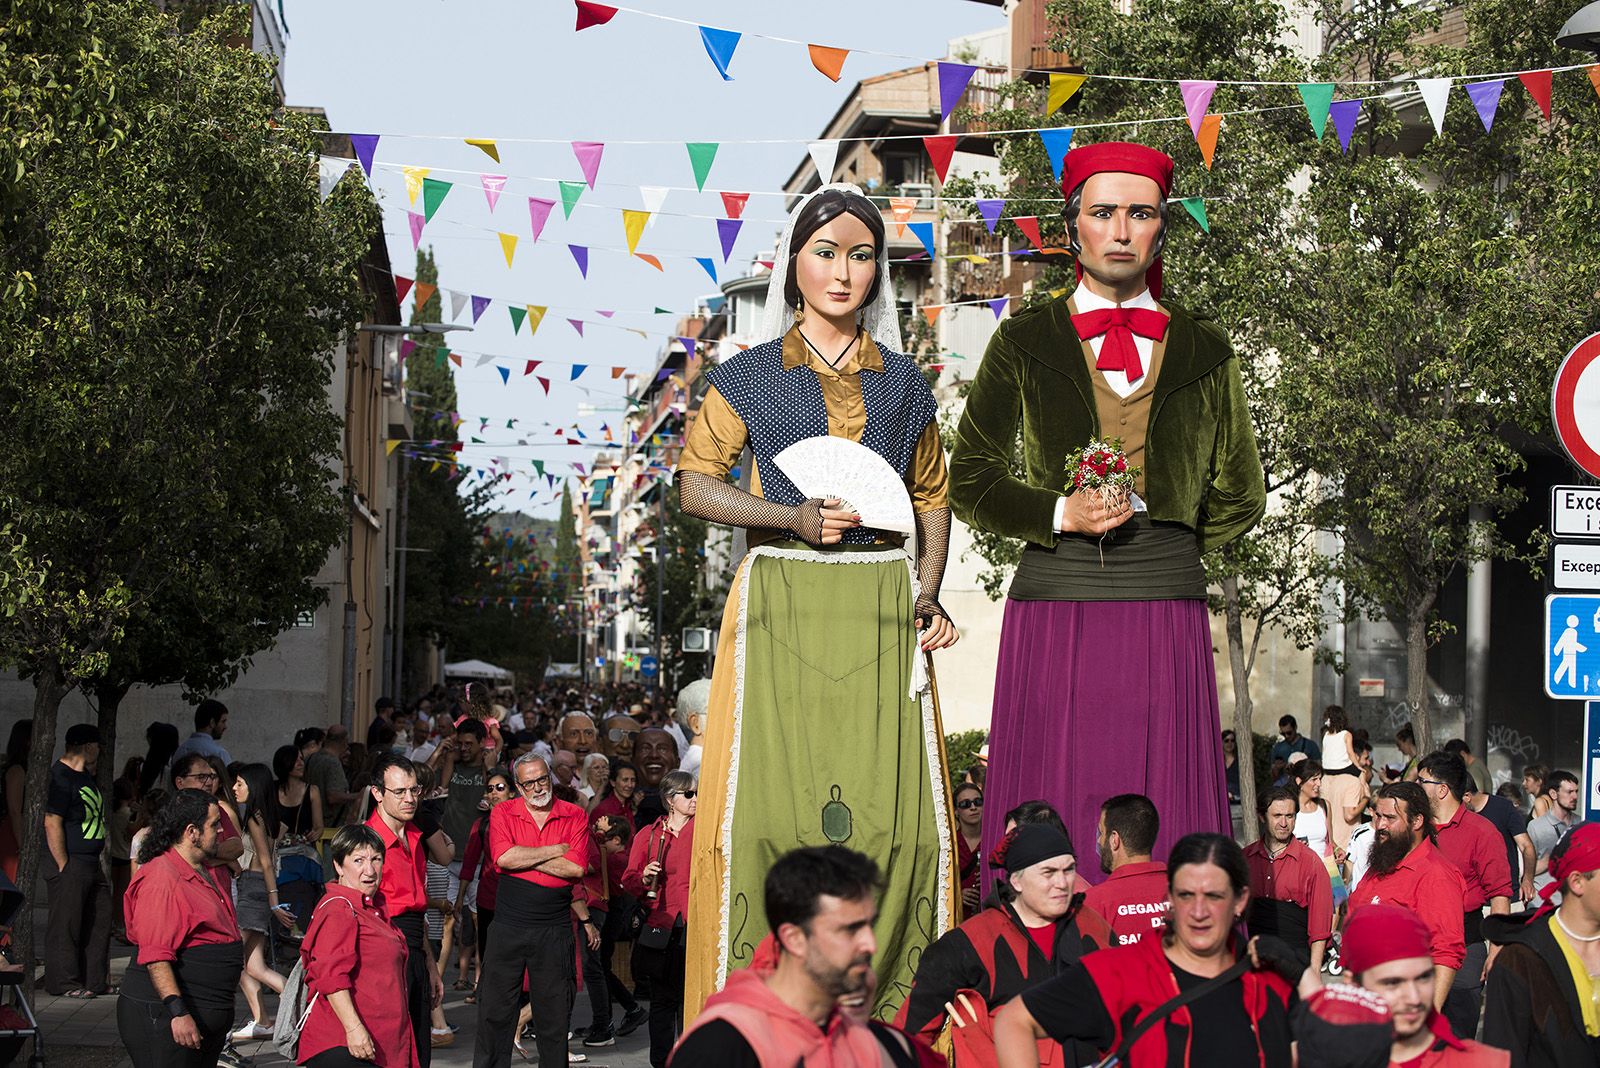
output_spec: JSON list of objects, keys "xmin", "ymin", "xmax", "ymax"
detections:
[
  {"xmin": 448, "ymin": 353, "xmax": 463, "ymax": 367},
  {"xmin": 1197, "ymin": 114, "xmax": 1221, "ymax": 169},
  {"xmin": 922, "ymin": 305, "xmax": 943, "ymax": 325},
  {"xmin": 636, "ymin": 254, "xmax": 664, "ymax": 271},
  {"xmin": 889, "ymin": 196, "xmax": 917, "ymax": 237},
  {"xmin": 808, "ymin": 44, "xmax": 848, "ymax": 82},
  {"xmin": 1589, "ymin": 65, "xmax": 1600, "ymax": 100},
  {"xmin": 611, "ymin": 366, "xmax": 626, "ymax": 378},
  {"xmin": 412, "ymin": 281, "xmax": 437, "ymax": 309}
]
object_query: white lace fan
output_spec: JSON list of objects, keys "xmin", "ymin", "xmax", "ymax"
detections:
[{"xmin": 770, "ymin": 436, "xmax": 916, "ymax": 536}]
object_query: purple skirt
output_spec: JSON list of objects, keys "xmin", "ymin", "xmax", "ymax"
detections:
[{"xmin": 980, "ymin": 598, "xmax": 1230, "ymax": 886}]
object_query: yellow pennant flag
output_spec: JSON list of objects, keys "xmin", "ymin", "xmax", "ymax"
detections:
[
  {"xmin": 386, "ymin": 440, "xmax": 401, "ymax": 455},
  {"xmin": 622, "ymin": 209, "xmax": 650, "ymax": 255},
  {"xmin": 402, "ymin": 166, "xmax": 431, "ymax": 205},
  {"xmin": 498, "ymin": 232, "xmax": 518, "ymax": 267},
  {"xmin": 964, "ymin": 254, "xmax": 989, "ymax": 264},
  {"xmin": 465, "ymin": 138, "xmax": 500, "ymax": 162},
  {"xmin": 526, "ymin": 305, "xmax": 548, "ymax": 335},
  {"xmin": 1048, "ymin": 73, "xmax": 1087, "ymax": 114}
]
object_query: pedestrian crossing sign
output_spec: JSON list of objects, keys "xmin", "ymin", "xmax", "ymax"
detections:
[{"xmin": 1545, "ymin": 594, "xmax": 1600, "ymax": 698}]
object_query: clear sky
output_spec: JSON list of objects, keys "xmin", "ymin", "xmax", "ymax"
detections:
[{"xmin": 283, "ymin": 0, "xmax": 1005, "ymax": 514}]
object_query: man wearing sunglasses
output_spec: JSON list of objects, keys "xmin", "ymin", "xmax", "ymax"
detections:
[{"xmin": 474, "ymin": 754, "xmax": 591, "ymax": 1068}]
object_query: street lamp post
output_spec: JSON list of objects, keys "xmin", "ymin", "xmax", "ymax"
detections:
[{"xmin": 1557, "ymin": 2, "xmax": 1600, "ymax": 52}]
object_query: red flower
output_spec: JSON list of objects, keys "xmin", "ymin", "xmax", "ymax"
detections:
[{"xmin": 1114, "ymin": 457, "xmax": 1127, "ymax": 473}]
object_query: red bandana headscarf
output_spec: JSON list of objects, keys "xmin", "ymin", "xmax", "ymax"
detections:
[{"xmin": 1540, "ymin": 821, "xmax": 1600, "ymax": 912}]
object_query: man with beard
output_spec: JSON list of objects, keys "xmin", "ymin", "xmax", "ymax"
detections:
[
  {"xmin": 1531, "ymin": 770, "xmax": 1581, "ymax": 893},
  {"xmin": 560, "ymin": 711, "xmax": 600, "ymax": 763},
  {"xmin": 1348, "ymin": 782, "xmax": 1466, "ymax": 1012},
  {"xmin": 633, "ymin": 728, "xmax": 680, "ymax": 829},
  {"xmin": 1245, "ymin": 787, "xmax": 1333, "ymax": 972},
  {"xmin": 1083, "ymin": 794, "xmax": 1168, "ymax": 945},
  {"xmin": 671, "ymin": 846, "xmax": 923, "ymax": 1066},
  {"xmin": 895, "ymin": 824, "xmax": 1113, "ymax": 1067}
]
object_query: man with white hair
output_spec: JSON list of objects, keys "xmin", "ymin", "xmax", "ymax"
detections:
[{"xmin": 675, "ymin": 679, "xmax": 712, "ymax": 778}]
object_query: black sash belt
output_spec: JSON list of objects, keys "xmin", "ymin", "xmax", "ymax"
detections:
[
  {"xmin": 1247, "ymin": 899, "xmax": 1311, "ymax": 955},
  {"xmin": 123, "ymin": 941, "xmax": 244, "ymax": 1012}
]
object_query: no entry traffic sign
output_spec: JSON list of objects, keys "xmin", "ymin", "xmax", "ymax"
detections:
[{"xmin": 1552, "ymin": 332, "xmax": 1600, "ymax": 479}]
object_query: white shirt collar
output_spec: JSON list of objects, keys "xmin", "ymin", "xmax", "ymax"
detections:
[{"xmin": 1071, "ymin": 282, "xmax": 1158, "ymax": 314}]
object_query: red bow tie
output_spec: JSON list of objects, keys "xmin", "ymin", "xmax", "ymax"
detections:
[{"xmin": 1071, "ymin": 305, "xmax": 1169, "ymax": 383}]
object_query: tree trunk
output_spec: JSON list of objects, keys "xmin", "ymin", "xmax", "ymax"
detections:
[
  {"xmin": 1222, "ymin": 575, "xmax": 1259, "ymax": 843},
  {"xmin": 1406, "ymin": 603, "xmax": 1434, "ymax": 756},
  {"xmin": 94, "ymin": 681, "xmax": 130, "ymax": 808},
  {"xmin": 16, "ymin": 670, "xmax": 70, "ymax": 1000}
]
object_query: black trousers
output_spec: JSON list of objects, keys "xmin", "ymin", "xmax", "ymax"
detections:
[
  {"xmin": 396, "ymin": 913, "xmax": 432, "ymax": 1068},
  {"xmin": 474, "ymin": 922, "xmax": 573, "ymax": 1068},
  {"xmin": 633, "ymin": 933, "xmax": 686, "ymax": 1068},
  {"xmin": 306, "ymin": 1049, "xmax": 376, "ymax": 1068},
  {"xmin": 1445, "ymin": 939, "xmax": 1489, "ymax": 1039},
  {"xmin": 599, "ymin": 896, "xmax": 638, "ymax": 1015},
  {"xmin": 476, "ymin": 905, "xmax": 494, "ymax": 965},
  {"xmin": 116, "ymin": 998, "xmax": 231, "ymax": 1068},
  {"xmin": 580, "ymin": 906, "xmax": 611, "ymax": 1032},
  {"xmin": 44, "ymin": 854, "xmax": 112, "ymax": 995}
]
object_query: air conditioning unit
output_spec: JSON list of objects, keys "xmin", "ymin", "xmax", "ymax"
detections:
[
  {"xmin": 682, "ymin": 627, "xmax": 715, "ymax": 654},
  {"xmin": 902, "ymin": 183, "xmax": 935, "ymax": 210}
]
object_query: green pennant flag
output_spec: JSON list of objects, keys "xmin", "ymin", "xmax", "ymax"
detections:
[
  {"xmin": 509, "ymin": 305, "xmax": 527, "ymax": 334},
  {"xmin": 1178, "ymin": 197, "xmax": 1210, "ymax": 233},
  {"xmin": 422, "ymin": 177, "xmax": 453, "ymax": 222},
  {"xmin": 686, "ymin": 142, "xmax": 719, "ymax": 192},
  {"xmin": 654, "ymin": 306, "xmax": 672, "ymax": 314},
  {"xmin": 435, "ymin": 351, "xmax": 447, "ymax": 368},
  {"xmin": 532, "ymin": 460, "xmax": 546, "ymax": 477},
  {"xmin": 1298, "ymin": 83, "xmax": 1336, "ymax": 139},
  {"xmin": 559, "ymin": 180, "xmax": 586, "ymax": 219}
]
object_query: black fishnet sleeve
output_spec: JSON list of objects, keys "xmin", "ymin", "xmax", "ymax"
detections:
[
  {"xmin": 675, "ymin": 469, "xmax": 827, "ymax": 547},
  {"xmin": 914, "ymin": 507, "xmax": 952, "ymax": 626}
]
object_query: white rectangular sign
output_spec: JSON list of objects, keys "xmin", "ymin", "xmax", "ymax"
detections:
[
  {"xmin": 1555, "ymin": 543, "xmax": 1600, "ymax": 590},
  {"xmin": 1551, "ymin": 485, "xmax": 1600, "ymax": 539}
]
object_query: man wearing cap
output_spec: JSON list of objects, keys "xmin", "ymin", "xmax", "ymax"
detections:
[
  {"xmin": 1340, "ymin": 905, "xmax": 1509, "ymax": 1066},
  {"xmin": 895, "ymin": 823, "xmax": 1113, "ymax": 1067},
  {"xmin": 1484, "ymin": 822, "xmax": 1600, "ymax": 1067},
  {"xmin": 1348, "ymin": 783, "xmax": 1467, "ymax": 1012},
  {"xmin": 1245, "ymin": 787, "xmax": 1334, "ymax": 972},
  {"xmin": 951, "ymin": 140, "xmax": 1265, "ymax": 861}
]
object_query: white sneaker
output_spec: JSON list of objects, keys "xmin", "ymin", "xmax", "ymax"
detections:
[{"xmin": 230, "ymin": 1021, "xmax": 273, "ymax": 1041}]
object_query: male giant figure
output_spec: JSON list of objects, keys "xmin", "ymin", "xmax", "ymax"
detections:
[{"xmin": 950, "ymin": 141, "xmax": 1265, "ymax": 861}]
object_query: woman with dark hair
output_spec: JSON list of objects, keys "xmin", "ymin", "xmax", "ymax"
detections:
[
  {"xmin": 953, "ymin": 782, "xmax": 984, "ymax": 921},
  {"xmin": 675, "ymin": 184, "xmax": 958, "ymax": 1017},
  {"xmin": 590, "ymin": 759, "xmax": 639, "ymax": 826},
  {"xmin": 138, "ymin": 722, "xmax": 180, "ymax": 797},
  {"xmin": 1291, "ymin": 759, "xmax": 1348, "ymax": 910},
  {"xmin": 993, "ymin": 833, "xmax": 1297, "ymax": 1066},
  {"xmin": 274, "ymin": 743, "xmax": 325, "ymax": 915},
  {"xmin": 230, "ymin": 762, "xmax": 292, "ymax": 1040},
  {"xmin": 0, "ymin": 720, "xmax": 30, "ymax": 883},
  {"xmin": 1317, "ymin": 705, "xmax": 1363, "ymax": 851},
  {"xmin": 295, "ymin": 824, "xmax": 417, "ymax": 1068},
  {"xmin": 453, "ymin": 766, "xmax": 512, "ymax": 1004},
  {"xmin": 118, "ymin": 789, "xmax": 243, "ymax": 1067},
  {"xmin": 1523, "ymin": 764, "xmax": 1551, "ymax": 820},
  {"xmin": 622, "ymin": 769, "xmax": 696, "ymax": 1066}
]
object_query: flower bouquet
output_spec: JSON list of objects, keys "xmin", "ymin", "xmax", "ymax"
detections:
[{"xmin": 1068, "ymin": 438, "xmax": 1140, "ymax": 563}]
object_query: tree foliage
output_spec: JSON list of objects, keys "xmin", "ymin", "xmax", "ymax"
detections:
[{"xmin": 633, "ymin": 485, "xmax": 724, "ymax": 695}]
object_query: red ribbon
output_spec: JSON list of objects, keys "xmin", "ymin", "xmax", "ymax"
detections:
[{"xmin": 1071, "ymin": 305, "xmax": 1169, "ymax": 382}]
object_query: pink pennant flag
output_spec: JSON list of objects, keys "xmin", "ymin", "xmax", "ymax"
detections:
[
  {"xmin": 572, "ymin": 141, "xmax": 605, "ymax": 189},
  {"xmin": 408, "ymin": 211, "xmax": 425, "ymax": 249},
  {"xmin": 719, "ymin": 192, "xmax": 750, "ymax": 219},
  {"xmin": 1179, "ymin": 80, "xmax": 1218, "ymax": 136},
  {"xmin": 481, "ymin": 175, "xmax": 507, "ymax": 212},
  {"xmin": 568, "ymin": 318, "xmax": 585, "ymax": 336},
  {"xmin": 527, "ymin": 197, "xmax": 556, "ymax": 243}
]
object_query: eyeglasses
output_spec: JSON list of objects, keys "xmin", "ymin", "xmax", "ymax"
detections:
[
  {"xmin": 1418, "ymin": 777, "xmax": 1448, "ymax": 788},
  {"xmin": 608, "ymin": 728, "xmax": 637, "ymax": 742},
  {"xmin": 670, "ymin": 790, "xmax": 697, "ymax": 800},
  {"xmin": 956, "ymin": 798, "xmax": 983, "ymax": 810},
  {"xmin": 179, "ymin": 773, "xmax": 220, "ymax": 784},
  {"xmin": 383, "ymin": 786, "xmax": 424, "ymax": 798},
  {"xmin": 488, "ymin": 783, "xmax": 510, "ymax": 792},
  {"xmin": 517, "ymin": 775, "xmax": 552, "ymax": 792}
]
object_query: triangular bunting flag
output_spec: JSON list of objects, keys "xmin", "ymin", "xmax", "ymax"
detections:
[
  {"xmin": 509, "ymin": 305, "xmax": 527, "ymax": 334},
  {"xmin": 574, "ymin": 1, "xmax": 617, "ymax": 30},
  {"xmin": 686, "ymin": 143, "xmax": 719, "ymax": 192},
  {"xmin": 719, "ymin": 192, "xmax": 749, "ymax": 219},
  {"xmin": 568, "ymin": 318, "xmax": 585, "ymax": 337},
  {"xmin": 1518, "ymin": 70, "xmax": 1553, "ymax": 120},
  {"xmin": 413, "ymin": 281, "xmax": 437, "ymax": 310},
  {"xmin": 471, "ymin": 295, "xmax": 491, "ymax": 323},
  {"xmin": 1178, "ymin": 197, "xmax": 1210, "ymax": 233},
  {"xmin": 596, "ymin": 310, "xmax": 614, "ymax": 318},
  {"xmin": 976, "ymin": 199, "xmax": 1005, "ymax": 233},
  {"xmin": 465, "ymin": 138, "xmax": 500, "ymax": 162},
  {"xmin": 422, "ymin": 177, "xmax": 452, "ymax": 222},
  {"xmin": 1298, "ymin": 83, "xmax": 1336, "ymax": 138},
  {"xmin": 922, "ymin": 305, "xmax": 942, "ymax": 325},
  {"xmin": 889, "ymin": 196, "xmax": 917, "ymax": 237},
  {"xmin": 988, "ymin": 298, "xmax": 1009, "ymax": 319},
  {"xmin": 937, "ymin": 62, "xmax": 977, "ymax": 121},
  {"xmin": 679, "ymin": 337, "xmax": 697, "ymax": 356},
  {"xmin": 394, "ymin": 276, "xmax": 414, "ymax": 303},
  {"xmin": 524, "ymin": 360, "xmax": 541, "ymax": 375},
  {"xmin": 1197, "ymin": 114, "xmax": 1221, "ymax": 169},
  {"xmin": 572, "ymin": 141, "xmax": 604, "ymax": 189},
  {"xmin": 496, "ymin": 365, "xmax": 510, "ymax": 384},
  {"xmin": 317, "ymin": 157, "xmax": 350, "ymax": 201},
  {"xmin": 622, "ymin": 209, "xmax": 650, "ymax": 255},
  {"xmin": 612, "ymin": 367, "xmax": 626, "ymax": 378},
  {"xmin": 1589, "ymin": 65, "xmax": 1600, "ymax": 100},
  {"xmin": 923, "ymin": 135, "xmax": 958, "ymax": 183},
  {"xmin": 498, "ymin": 232, "xmax": 518, "ymax": 267},
  {"xmin": 527, "ymin": 197, "xmax": 555, "ymax": 242},
  {"xmin": 537, "ymin": 377, "xmax": 551, "ymax": 395},
  {"xmin": 449, "ymin": 290, "xmax": 468, "ymax": 320},
  {"xmin": 386, "ymin": 439, "xmax": 401, "ymax": 456},
  {"xmin": 640, "ymin": 185, "xmax": 669, "ymax": 221},
  {"xmin": 809, "ymin": 43, "xmax": 849, "ymax": 81},
  {"xmin": 526, "ymin": 305, "xmax": 547, "ymax": 334},
  {"xmin": 571, "ymin": 365, "xmax": 588, "ymax": 381},
  {"xmin": 559, "ymin": 180, "xmax": 585, "ymax": 219},
  {"xmin": 1179, "ymin": 81, "xmax": 1217, "ymax": 136},
  {"xmin": 1013, "ymin": 216, "xmax": 1043, "ymax": 250},
  {"xmin": 636, "ymin": 254, "xmax": 663, "ymax": 271},
  {"xmin": 1329, "ymin": 99, "xmax": 1362, "ymax": 152},
  {"xmin": 1047, "ymin": 73, "xmax": 1086, "ymax": 114},
  {"xmin": 716, "ymin": 218, "xmax": 742, "ymax": 262},
  {"xmin": 402, "ymin": 166, "xmax": 430, "ymax": 205},
  {"xmin": 448, "ymin": 352, "xmax": 462, "ymax": 368},
  {"xmin": 408, "ymin": 212, "xmax": 425, "ymax": 249},
  {"xmin": 1465, "ymin": 79, "xmax": 1504, "ymax": 132},
  {"xmin": 808, "ymin": 141, "xmax": 840, "ymax": 185},
  {"xmin": 907, "ymin": 221, "xmax": 936, "ymax": 258},
  {"xmin": 699, "ymin": 26, "xmax": 740, "ymax": 80},
  {"xmin": 1416, "ymin": 78, "xmax": 1453, "ymax": 136},
  {"xmin": 569, "ymin": 245, "xmax": 589, "ymax": 278},
  {"xmin": 695, "ymin": 257, "xmax": 717, "ymax": 283},
  {"xmin": 350, "ymin": 134, "xmax": 379, "ymax": 176},
  {"xmin": 1038, "ymin": 127, "xmax": 1074, "ymax": 180},
  {"xmin": 481, "ymin": 174, "xmax": 507, "ymax": 212}
]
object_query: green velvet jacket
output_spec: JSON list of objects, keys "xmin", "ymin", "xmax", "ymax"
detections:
[{"xmin": 949, "ymin": 295, "xmax": 1266, "ymax": 554}]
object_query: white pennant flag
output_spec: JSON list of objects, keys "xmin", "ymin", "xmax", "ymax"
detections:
[
  {"xmin": 448, "ymin": 289, "xmax": 469, "ymax": 321},
  {"xmin": 475, "ymin": 353, "xmax": 497, "ymax": 367},
  {"xmin": 317, "ymin": 156, "xmax": 352, "ymax": 201},
  {"xmin": 1415, "ymin": 78, "xmax": 1453, "ymax": 137},
  {"xmin": 808, "ymin": 141, "xmax": 840, "ymax": 186},
  {"xmin": 640, "ymin": 186, "xmax": 670, "ymax": 227}
]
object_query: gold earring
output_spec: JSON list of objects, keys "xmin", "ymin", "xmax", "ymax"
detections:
[{"xmin": 793, "ymin": 299, "xmax": 805, "ymax": 325}]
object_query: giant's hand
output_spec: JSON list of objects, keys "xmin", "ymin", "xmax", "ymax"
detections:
[{"xmin": 1059, "ymin": 490, "xmax": 1134, "ymax": 536}]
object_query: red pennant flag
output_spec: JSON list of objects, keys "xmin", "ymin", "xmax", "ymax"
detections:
[
  {"xmin": 923, "ymin": 135, "xmax": 958, "ymax": 184},
  {"xmin": 394, "ymin": 275, "xmax": 414, "ymax": 303},
  {"xmin": 719, "ymin": 192, "xmax": 749, "ymax": 219},
  {"xmin": 808, "ymin": 44, "xmax": 848, "ymax": 82},
  {"xmin": 574, "ymin": 1, "xmax": 617, "ymax": 30},
  {"xmin": 1013, "ymin": 216, "xmax": 1043, "ymax": 250},
  {"xmin": 1518, "ymin": 70, "xmax": 1553, "ymax": 119},
  {"xmin": 524, "ymin": 360, "xmax": 541, "ymax": 376},
  {"xmin": 537, "ymin": 377, "xmax": 551, "ymax": 395}
]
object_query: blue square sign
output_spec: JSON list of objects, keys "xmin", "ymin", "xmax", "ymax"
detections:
[{"xmin": 1546, "ymin": 594, "xmax": 1600, "ymax": 698}]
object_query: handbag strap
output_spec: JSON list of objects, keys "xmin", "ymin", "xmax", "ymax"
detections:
[
  {"xmin": 1094, "ymin": 956, "xmax": 1251, "ymax": 1068},
  {"xmin": 295, "ymin": 896, "xmax": 362, "ymax": 1028}
]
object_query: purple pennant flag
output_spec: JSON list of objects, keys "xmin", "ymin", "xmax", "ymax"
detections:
[
  {"xmin": 657, "ymin": 368, "xmax": 673, "ymax": 382},
  {"xmin": 596, "ymin": 310, "xmax": 614, "ymax": 318},
  {"xmin": 937, "ymin": 62, "xmax": 978, "ymax": 122},
  {"xmin": 679, "ymin": 337, "xmax": 697, "ymax": 357},
  {"xmin": 571, "ymin": 365, "xmax": 587, "ymax": 381},
  {"xmin": 568, "ymin": 318, "xmax": 585, "ymax": 337},
  {"xmin": 399, "ymin": 339, "xmax": 417, "ymax": 361},
  {"xmin": 988, "ymin": 297, "xmax": 1009, "ymax": 319},
  {"xmin": 1328, "ymin": 99, "xmax": 1362, "ymax": 153},
  {"xmin": 1464, "ymin": 79, "xmax": 1504, "ymax": 132},
  {"xmin": 496, "ymin": 366, "xmax": 510, "ymax": 385},
  {"xmin": 569, "ymin": 244, "xmax": 589, "ymax": 278},
  {"xmin": 528, "ymin": 197, "xmax": 555, "ymax": 242},
  {"xmin": 471, "ymin": 295, "xmax": 491, "ymax": 323},
  {"xmin": 350, "ymin": 134, "xmax": 379, "ymax": 176},
  {"xmin": 976, "ymin": 199, "xmax": 1005, "ymax": 233},
  {"xmin": 717, "ymin": 218, "xmax": 742, "ymax": 262},
  {"xmin": 408, "ymin": 211, "xmax": 425, "ymax": 249}
]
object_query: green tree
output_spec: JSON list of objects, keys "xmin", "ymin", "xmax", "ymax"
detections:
[{"xmin": 0, "ymin": 0, "xmax": 374, "ymax": 992}]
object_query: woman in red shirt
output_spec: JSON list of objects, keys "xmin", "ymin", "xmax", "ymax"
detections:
[
  {"xmin": 622, "ymin": 769, "xmax": 695, "ymax": 1068},
  {"xmin": 453, "ymin": 766, "xmax": 512, "ymax": 1003},
  {"xmin": 297, "ymin": 824, "xmax": 418, "ymax": 1068}
]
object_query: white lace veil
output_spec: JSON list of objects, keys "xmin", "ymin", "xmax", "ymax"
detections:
[{"xmin": 758, "ymin": 182, "xmax": 904, "ymax": 354}]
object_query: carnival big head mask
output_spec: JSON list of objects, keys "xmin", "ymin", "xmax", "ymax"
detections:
[{"xmin": 1061, "ymin": 141, "xmax": 1175, "ymax": 299}]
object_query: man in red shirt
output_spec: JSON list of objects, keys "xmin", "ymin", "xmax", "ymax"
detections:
[
  {"xmin": 1347, "ymin": 782, "xmax": 1466, "ymax": 1012},
  {"xmin": 475, "ymin": 753, "xmax": 591, "ymax": 1068},
  {"xmin": 366, "ymin": 752, "xmax": 446, "ymax": 1068},
  {"xmin": 1083, "ymin": 794, "xmax": 1168, "ymax": 945},
  {"xmin": 1343, "ymin": 904, "xmax": 1509, "ymax": 1066},
  {"xmin": 1417, "ymin": 750, "xmax": 1512, "ymax": 1039},
  {"xmin": 1245, "ymin": 786, "xmax": 1334, "ymax": 972}
]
